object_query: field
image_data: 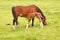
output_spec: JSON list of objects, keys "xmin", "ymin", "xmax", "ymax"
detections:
[{"xmin": 0, "ymin": 0, "xmax": 60, "ymax": 40}]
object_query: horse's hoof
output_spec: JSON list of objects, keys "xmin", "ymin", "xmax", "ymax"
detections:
[
  {"xmin": 12, "ymin": 25, "xmax": 15, "ymax": 30},
  {"xmin": 16, "ymin": 25, "xmax": 19, "ymax": 28},
  {"xmin": 26, "ymin": 26, "xmax": 28, "ymax": 29},
  {"xmin": 40, "ymin": 22, "xmax": 43, "ymax": 28}
]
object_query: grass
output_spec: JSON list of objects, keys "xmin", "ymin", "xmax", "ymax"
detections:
[{"xmin": 0, "ymin": 0, "xmax": 60, "ymax": 40}]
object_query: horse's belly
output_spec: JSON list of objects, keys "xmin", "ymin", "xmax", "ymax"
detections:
[
  {"xmin": 19, "ymin": 14, "xmax": 23, "ymax": 17},
  {"xmin": 19, "ymin": 13, "xmax": 27, "ymax": 17}
]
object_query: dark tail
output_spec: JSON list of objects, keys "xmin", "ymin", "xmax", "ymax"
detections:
[
  {"xmin": 12, "ymin": 7, "xmax": 16, "ymax": 18},
  {"xmin": 12, "ymin": 7, "xmax": 18, "ymax": 25}
]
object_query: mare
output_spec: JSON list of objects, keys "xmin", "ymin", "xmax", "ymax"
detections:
[{"xmin": 12, "ymin": 5, "xmax": 46, "ymax": 29}]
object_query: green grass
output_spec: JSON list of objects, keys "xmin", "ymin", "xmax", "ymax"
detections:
[{"xmin": 0, "ymin": 0, "xmax": 60, "ymax": 40}]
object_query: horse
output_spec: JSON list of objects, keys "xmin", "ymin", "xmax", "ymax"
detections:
[{"xmin": 12, "ymin": 5, "xmax": 46, "ymax": 29}]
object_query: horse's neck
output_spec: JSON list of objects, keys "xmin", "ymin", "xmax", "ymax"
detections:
[{"xmin": 40, "ymin": 13, "xmax": 45, "ymax": 19}]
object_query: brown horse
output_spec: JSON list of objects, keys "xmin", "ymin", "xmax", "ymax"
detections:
[{"xmin": 12, "ymin": 5, "xmax": 46, "ymax": 29}]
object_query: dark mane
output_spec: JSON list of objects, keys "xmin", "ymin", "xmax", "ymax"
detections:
[
  {"xmin": 31, "ymin": 5, "xmax": 45, "ymax": 17},
  {"xmin": 37, "ymin": 7, "xmax": 45, "ymax": 17}
]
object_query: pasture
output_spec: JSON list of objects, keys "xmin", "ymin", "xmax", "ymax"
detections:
[{"xmin": 0, "ymin": 0, "xmax": 60, "ymax": 40}]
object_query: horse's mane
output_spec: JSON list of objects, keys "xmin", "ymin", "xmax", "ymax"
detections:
[{"xmin": 30, "ymin": 5, "xmax": 45, "ymax": 17}]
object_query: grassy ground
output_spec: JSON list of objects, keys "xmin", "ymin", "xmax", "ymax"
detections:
[{"xmin": 0, "ymin": 0, "xmax": 60, "ymax": 40}]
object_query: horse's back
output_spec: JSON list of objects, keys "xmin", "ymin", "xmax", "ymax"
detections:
[
  {"xmin": 13, "ymin": 5, "xmax": 37, "ymax": 12},
  {"xmin": 12, "ymin": 5, "xmax": 40, "ymax": 17}
]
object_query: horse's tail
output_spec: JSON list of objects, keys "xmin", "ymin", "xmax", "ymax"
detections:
[{"xmin": 12, "ymin": 7, "xmax": 16, "ymax": 19}]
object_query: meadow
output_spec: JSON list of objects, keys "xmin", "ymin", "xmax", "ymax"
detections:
[{"xmin": 0, "ymin": 0, "xmax": 60, "ymax": 40}]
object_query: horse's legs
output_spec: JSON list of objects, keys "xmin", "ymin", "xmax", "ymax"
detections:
[
  {"xmin": 32, "ymin": 18, "xmax": 34, "ymax": 26},
  {"xmin": 36, "ymin": 14, "xmax": 43, "ymax": 28},
  {"xmin": 13, "ymin": 19, "xmax": 15, "ymax": 25},
  {"xmin": 26, "ymin": 18, "xmax": 31, "ymax": 29},
  {"xmin": 12, "ymin": 16, "xmax": 18, "ymax": 29},
  {"xmin": 12, "ymin": 19, "xmax": 15, "ymax": 29},
  {"xmin": 15, "ymin": 17, "xmax": 18, "ymax": 28}
]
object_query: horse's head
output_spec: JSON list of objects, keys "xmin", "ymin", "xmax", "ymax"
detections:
[{"xmin": 41, "ymin": 16, "xmax": 47, "ymax": 25}]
